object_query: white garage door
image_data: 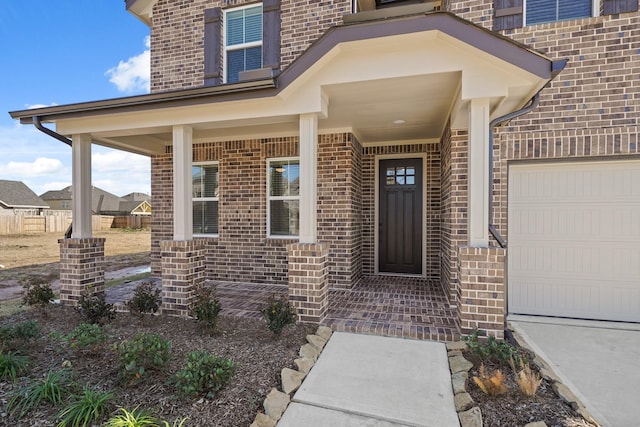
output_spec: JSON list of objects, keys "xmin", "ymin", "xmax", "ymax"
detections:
[{"xmin": 508, "ymin": 160, "xmax": 640, "ymax": 322}]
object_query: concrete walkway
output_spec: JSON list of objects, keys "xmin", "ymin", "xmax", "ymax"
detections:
[
  {"xmin": 278, "ymin": 332, "xmax": 460, "ymax": 427},
  {"xmin": 509, "ymin": 316, "xmax": 640, "ymax": 427}
]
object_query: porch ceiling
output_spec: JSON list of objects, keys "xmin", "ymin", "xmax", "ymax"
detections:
[{"xmin": 10, "ymin": 12, "xmax": 561, "ymax": 156}]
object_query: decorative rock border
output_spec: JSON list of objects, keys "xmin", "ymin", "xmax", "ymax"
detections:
[
  {"xmin": 446, "ymin": 338, "xmax": 599, "ymax": 427},
  {"xmin": 250, "ymin": 326, "xmax": 333, "ymax": 427}
]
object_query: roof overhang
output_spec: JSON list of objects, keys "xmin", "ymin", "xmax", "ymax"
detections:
[
  {"xmin": 9, "ymin": 12, "xmax": 564, "ymax": 156},
  {"xmin": 125, "ymin": 0, "xmax": 157, "ymax": 26}
]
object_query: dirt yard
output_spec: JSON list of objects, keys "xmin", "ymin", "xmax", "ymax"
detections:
[{"xmin": 0, "ymin": 229, "xmax": 150, "ymax": 286}]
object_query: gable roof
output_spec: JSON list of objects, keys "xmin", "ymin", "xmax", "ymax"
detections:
[
  {"xmin": 0, "ymin": 180, "xmax": 49, "ymax": 209},
  {"xmin": 9, "ymin": 11, "xmax": 564, "ymax": 153},
  {"xmin": 40, "ymin": 185, "xmax": 125, "ymax": 213}
]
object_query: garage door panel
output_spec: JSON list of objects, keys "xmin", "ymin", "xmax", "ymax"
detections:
[
  {"xmin": 509, "ymin": 275, "xmax": 640, "ymax": 322},
  {"xmin": 508, "ymin": 160, "xmax": 640, "ymax": 322}
]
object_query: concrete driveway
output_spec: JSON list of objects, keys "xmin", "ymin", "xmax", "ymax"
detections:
[{"xmin": 508, "ymin": 316, "xmax": 640, "ymax": 427}]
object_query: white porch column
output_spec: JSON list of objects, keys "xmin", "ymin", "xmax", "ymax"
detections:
[
  {"xmin": 172, "ymin": 125, "xmax": 193, "ymax": 241},
  {"xmin": 468, "ymin": 98, "xmax": 491, "ymax": 246},
  {"xmin": 299, "ymin": 113, "xmax": 318, "ymax": 243},
  {"xmin": 71, "ymin": 134, "xmax": 92, "ymax": 238}
]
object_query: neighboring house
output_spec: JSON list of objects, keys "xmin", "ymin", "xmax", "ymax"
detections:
[
  {"xmin": 9, "ymin": 0, "xmax": 640, "ymax": 336},
  {"xmin": 0, "ymin": 180, "xmax": 49, "ymax": 215},
  {"xmin": 41, "ymin": 186, "xmax": 151, "ymax": 215}
]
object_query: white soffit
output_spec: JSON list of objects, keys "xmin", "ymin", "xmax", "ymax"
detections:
[{"xmin": 57, "ymin": 27, "xmax": 550, "ymax": 151}]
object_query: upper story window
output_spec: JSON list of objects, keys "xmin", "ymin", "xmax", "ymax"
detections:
[
  {"xmin": 267, "ymin": 158, "xmax": 299, "ymax": 238},
  {"xmin": 193, "ymin": 162, "xmax": 219, "ymax": 236},
  {"xmin": 525, "ymin": 0, "xmax": 594, "ymax": 25},
  {"xmin": 204, "ymin": 1, "xmax": 281, "ymax": 87},
  {"xmin": 224, "ymin": 4, "xmax": 263, "ymax": 83},
  {"xmin": 493, "ymin": 0, "xmax": 637, "ymax": 31}
]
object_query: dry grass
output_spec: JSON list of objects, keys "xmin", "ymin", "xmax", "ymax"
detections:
[
  {"xmin": 0, "ymin": 229, "xmax": 150, "ymax": 270},
  {"xmin": 472, "ymin": 364, "xmax": 508, "ymax": 396}
]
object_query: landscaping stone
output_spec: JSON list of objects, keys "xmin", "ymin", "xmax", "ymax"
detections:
[
  {"xmin": 316, "ymin": 325, "xmax": 332, "ymax": 340},
  {"xmin": 458, "ymin": 406, "xmax": 482, "ymax": 427},
  {"xmin": 446, "ymin": 341, "xmax": 467, "ymax": 352},
  {"xmin": 447, "ymin": 350, "xmax": 463, "ymax": 357},
  {"xmin": 306, "ymin": 334, "xmax": 327, "ymax": 351},
  {"xmin": 299, "ymin": 343, "xmax": 320, "ymax": 360},
  {"xmin": 251, "ymin": 413, "xmax": 277, "ymax": 427},
  {"xmin": 281, "ymin": 367, "xmax": 306, "ymax": 394},
  {"xmin": 264, "ymin": 388, "xmax": 290, "ymax": 421},
  {"xmin": 454, "ymin": 391, "xmax": 474, "ymax": 412},
  {"xmin": 552, "ymin": 382, "xmax": 579, "ymax": 409},
  {"xmin": 524, "ymin": 422, "xmax": 548, "ymax": 427},
  {"xmin": 294, "ymin": 357, "xmax": 315, "ymax": 374},
  {"xmin": 449, "ymin": 355, "xmax": 473, "ymax": 373},
  {"xmin": 452, "ymin": 371, "xmax": 468, "ymax": 395}
]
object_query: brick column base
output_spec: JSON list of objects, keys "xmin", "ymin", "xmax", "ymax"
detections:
[
  {"xmin": 160, "ymin": 240, "xmax": 205, "ymax": 316},
  {"xmin": 58, "ymin": 238, "xmax": 106, "ymax": 306},
  {"xmin": 458, "ymin": 246, "xmax": 506, "ymax": 339},
  {"xmin": 287, "ymin": 243, "xmax": 329, "ymax": 324}
]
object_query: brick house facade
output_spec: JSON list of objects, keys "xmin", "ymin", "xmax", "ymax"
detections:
[{"xmin": 10, "ymin": 0, "xmax": 640, "ymax": 338}]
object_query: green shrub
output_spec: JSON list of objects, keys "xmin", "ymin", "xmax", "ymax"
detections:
[
  {"xmin": 57, "ymin": 385, "xmax": 113, "ymax": 427},
  {"xmin": 126, "ymin": 282, "xmax": 161, "ymax": 321},
  {"xmin": 0, "ymin": 351, "xmax": 29, "ymax": 381},
  {"xmin": 462, "ymin": 326, "xmax": 521, "ymax": 365},
  {"xmin": 0, "ymin": 320, "xmax": 40, "ymax": 351},
  {"xmin": 7, "ymin": 369, "xmax": 73, "ymax": 419},
  {"xmin": 75, "ymin": 290, "xmax": 116, "ymax": 325},
  {"xmin": 21, "ymin": 277, "xmax": 55, "ymax": 316},
  {"xmin": 104, "ymin": 407, "xmax": 159, "ymax": 427},
  {"xmin": 190, "ymin": 284, "xmax": 221, "ymax": 333},
  {"xmin": 172, "ymin": 350, "xmax": 235, "ymax": 398},
  {"xmin": 64, "ymin": 323, "xmax": 108, "ymax": 355},
  {"xmin": 260, "ymin": 295, "xmax": 297, "ymax": 335},
  {"xmin": 117, "ymin": 333, "xmax": 170, "ymax": 384}
]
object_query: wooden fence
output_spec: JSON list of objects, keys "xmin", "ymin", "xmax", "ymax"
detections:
[
  {"xmin": 111, "ymin": 215, "xmax": 151, "ymax": 229},
  {"xmin": 0, "ymin": 214, "xmax": 115, "ymax": 235}
]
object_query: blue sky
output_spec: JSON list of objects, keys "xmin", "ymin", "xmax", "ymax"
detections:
[{"xmin": 0, "ymin": 1, "xmax": 151, "ymax": 197}]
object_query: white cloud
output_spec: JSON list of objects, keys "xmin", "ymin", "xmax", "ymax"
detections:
[
  {"xmin": 105, "ymin": 36, "xmax": 150, "ymax": 93},
  {"xmin": 25, "ymin": 102, "xmax": 58, "ymax": 109},
  {"xmin": 6, "ymin": 157, "xmax": 64, "ymax": 176}
]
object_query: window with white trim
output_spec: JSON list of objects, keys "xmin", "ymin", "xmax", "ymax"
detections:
[
  {"xmin": 525, "ymin": 0, "xmax": 594, "ymax": 25},
  {"xmin": 267, "ymin": 158, "xmax": 299, "ymax": 237},
  {"xmin": 224, "ymin": 3, "xmax": 263, "ymax": 83},
  {"xmin": 192, "ymin": 162, "xmax": 219, "ymax": 235}
]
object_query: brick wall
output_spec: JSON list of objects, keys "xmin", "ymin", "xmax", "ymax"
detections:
[
  {"xmin": 150, "ymin": 0, "xmax": 352, "ymax": 92},
  {"xmin": 361, "ymin": 143, "xmax": 442, "ymax": 279},
  {"xmin": 440, "ymin": 128, "xmax": 469, "ymax": 305},
  {"xmin": 58, "ymin": 238, "xmax": 106, "ymax": 305},
  {"xmin": 318, "ymin": 133, "xmax": 363, "ymax": 289},
  {"xmin": 150, "ymin": 133, "xmax": 362, "ymax": 288},
  {"xmin": 443, "ymin": 3, "xmax": 640, "ymax": 242},
  {"xmin": 458, "ymin": 246, "xmax": 505, "ymax": 339}
]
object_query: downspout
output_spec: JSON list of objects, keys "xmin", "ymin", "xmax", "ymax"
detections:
[
  {"xmin": 487, "ymin": 94, "xmax": 540, "ymax": 248},
  {"xmin": 32, "ymin": 116, "xmax": 73, "ymax": 237},
  {"xmin": 33, "ymin": 116, "xmax": 72, "ymax": 146}
]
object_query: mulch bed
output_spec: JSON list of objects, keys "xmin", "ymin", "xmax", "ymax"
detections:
[
  {"xmin": 464, "ymin": 348, "xmax": 597, "ymax": 427},
  {"xmin": 0, "ymin": 304, "xmax": 315, "ymax": 427}
]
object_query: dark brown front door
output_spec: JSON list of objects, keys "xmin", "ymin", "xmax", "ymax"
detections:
[{"xmin": 379, "ymin": 158, "xmax": 423, "ymax": 275}]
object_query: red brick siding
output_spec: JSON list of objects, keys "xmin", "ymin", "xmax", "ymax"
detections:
[
  {"xmin": 440, "ymin": 128, "xmax": 469, "ymax": 306},
  {"xmin": 150, "ymin": 0, "xmax": 352, "ymax": 92},
  {"xmin": 150, "ymin": 133, "xmax": 362, "ymax": 288}
]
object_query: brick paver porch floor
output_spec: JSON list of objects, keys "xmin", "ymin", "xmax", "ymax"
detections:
[
  {"xmin": 106, "ymin": 276, "xmax": 459, "ymax": 341},
  {"xmin": 324, "ymin": 276, "xmax": 460, "ymax": 342}
]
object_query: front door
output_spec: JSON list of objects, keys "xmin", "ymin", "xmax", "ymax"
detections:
[{"xmin": 379, "ymin": 158, "xmax": 423, "ymax": 275}]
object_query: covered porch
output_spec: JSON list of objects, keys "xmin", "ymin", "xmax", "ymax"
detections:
[
  {"xmin": 105, "ymin": 275, "xmax": 459, "ymax": 341},
  {"xmin": 10, "ymin": 11, "xmax": 562, "ymax": 339}
]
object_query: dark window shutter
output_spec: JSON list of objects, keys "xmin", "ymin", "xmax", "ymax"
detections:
[
  {"xmin": 603, "ymin": 0, "xmax": 639, "ymax": 14},
  {"xmin": 204, "ymin": 7, "xmax": 222, "ymax": 86},
  {"xmin": 493, "ymin": 0, "xmax": 523, "ymax": 31},
  {"xmin": 262, "ymin": 0, "xmax": 281, "ymax": 72}
]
